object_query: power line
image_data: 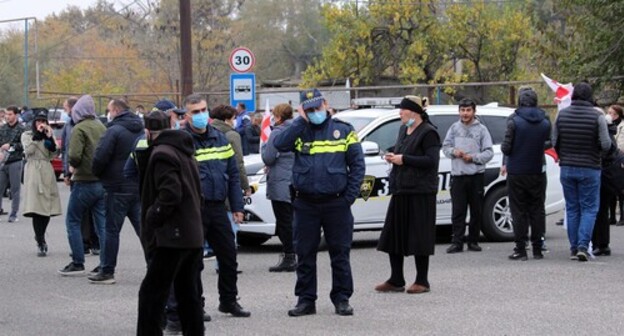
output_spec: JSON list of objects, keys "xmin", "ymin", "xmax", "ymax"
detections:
[{"xmin": 38, "ymin": 0, "xmax": 141, "ymax": 57}]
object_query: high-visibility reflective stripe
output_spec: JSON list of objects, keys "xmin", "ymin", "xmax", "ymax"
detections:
[
  {"xmin": 294, "ymin": 131, "xmax": 360, "ymax": 154},
  {"xmin": 129, "ymin": 139, "xmax": 149, "ymax": 160},
  {"xmin": 136, "ymin": 139, "xmax": 148, "ymax": 149},
  {"xmin": 346, "ymin": 131, "xmax": 359, "ymax": 146},
  {"xmin": 195, "ymin": 144, "xmax": 234, "ymax": 161}
]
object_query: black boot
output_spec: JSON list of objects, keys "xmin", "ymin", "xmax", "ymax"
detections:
[
  {"xmin": 35, "ymin": 236, "xmax": 47, "ymax": 257},
  {"xmin": 509, "ymin": 246, "xmax": 527, "ymax": 261},
  {"xmin": 269, "ymin": 253, "xmax": 296, "ymax": 272},
  {"xmin": 37, "ymin": 242, "xmax": 47, "ymax": 257}
]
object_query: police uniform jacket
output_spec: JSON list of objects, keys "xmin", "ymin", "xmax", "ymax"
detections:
[
  {"xmin": 273, "ymin": 115, "xmax": 365, "ymax": 205},
  {"xmin": 184, "ymin": 124, "xmax": 244, "ymax": 212},
  {"xmin": 123, "ymin": 134, "xmax": 149, "ymax": 191}
]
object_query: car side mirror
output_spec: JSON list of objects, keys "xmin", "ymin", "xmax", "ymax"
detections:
[{"xmin": 361, "ymin": 141, "xmax": 380, "ymax": 156}]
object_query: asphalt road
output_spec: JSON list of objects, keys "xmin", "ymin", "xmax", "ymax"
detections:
[{"xmin": 1, "ymin": 184, "xmax": 624, "ymax": 335}]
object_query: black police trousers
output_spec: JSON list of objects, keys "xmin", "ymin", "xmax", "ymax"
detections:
[
  {"xmin": 200, "ymin": 201, "xmax": 239, "ymax": 305},
  {"xmin": 293, "ymin": 197, "xmax": 354, "ymax": 305}
]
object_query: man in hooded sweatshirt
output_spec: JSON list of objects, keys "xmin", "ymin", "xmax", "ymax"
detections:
[
  {"xmin": 501, "ymin": 87, "xmax": 552, "ymax": 261},
  {"xmin": 553, "ymin": 82, "xmax": 611, "ymax": 261},
  {"xmin": 58, "ymin": 95, "xmax": 107, "ymax": 276},
  {"xmin": 89, "ymin": 99, "xmax": 144, "ymax": 284},
  {"xmin": 443, "ymin": 98, "xmax": 494, "ymax": 254}
]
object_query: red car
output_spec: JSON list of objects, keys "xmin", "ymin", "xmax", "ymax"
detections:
[{"xmin": 49, "ymin": 121, "xmax": 65, "ymax": 180}]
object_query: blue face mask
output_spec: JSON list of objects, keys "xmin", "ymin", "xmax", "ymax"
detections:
[
  {"xmin": 405, "ymin": 118, "xmax": 415, "ymax": 127},
  {"xmin": 308, "ymin": 111, "xmax": 327, "ymax": 125},
  {"xmin": 174, "ymin": 120, "xmax": 180, "ymax": 130},
  {"xmin": 191, "ymin": 112, "xmax": 209, "ymax": 129}
]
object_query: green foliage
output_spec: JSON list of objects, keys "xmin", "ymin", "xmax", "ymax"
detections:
[
  {"xmin": 555, "ymin": 0, "xmax": 624, "ymax": 81},
  {"xmin": 303, "ymin": 0, "xmax": 535, "ymax": 95},
  {"xmin": 235, "ymin": 0, "xmax": 328, "ymax": 80},
  {"xmin": 0, "ymin": 0, "xmax": 622, "ymax": 107},
  {"xmin": 0, "ymin": 31, "xmax": 24, "ymax": 106}
]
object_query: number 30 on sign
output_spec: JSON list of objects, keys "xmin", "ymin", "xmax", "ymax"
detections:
[{"xmin": 229, "ymin": 47, "xmax": 255, "ymax": 73}]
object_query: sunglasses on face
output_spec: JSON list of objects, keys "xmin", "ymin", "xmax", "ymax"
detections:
[{"xmin": 189, "ymin": 107, "xmax": 207, "ymax": 114}]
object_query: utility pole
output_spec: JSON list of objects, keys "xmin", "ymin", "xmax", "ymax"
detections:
[
  {"xmin": 179, "ymin": 0, "xmax": 193, "ymax": 98},
  {"xmin": 24, "ymin": 20, "xmax": 28, "ymax": 107}
]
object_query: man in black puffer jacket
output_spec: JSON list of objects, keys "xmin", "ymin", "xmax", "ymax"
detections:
[
  {"xmin": 89, "ymin": 99, "xmax": 144, "ymax": 284},
  {"xmin": 553, "ymin": 82, "xmax": 611, "ymax": 261},
  {"xmin": 501, "ymin": 87, "xmax": 551, "ymax": 261}
]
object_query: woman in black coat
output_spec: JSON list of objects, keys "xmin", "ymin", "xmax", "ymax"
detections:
[{"xmin": 376, "ymin": 96, "xmax": 440, "ymax": 294}]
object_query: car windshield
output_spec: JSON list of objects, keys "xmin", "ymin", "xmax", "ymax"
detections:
[{"xmin": 332, "ymin": 116, "xmax": 375, "ymax": 133}]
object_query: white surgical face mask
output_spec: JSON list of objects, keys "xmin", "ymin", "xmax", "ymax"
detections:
[{"xmin": 605, "ymin": 114, "xmax": 613, "ymax": 125}]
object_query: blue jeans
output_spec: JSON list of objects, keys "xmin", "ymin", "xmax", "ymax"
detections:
[
  {"xmin": 560, "ymin": 166, "xmax": 601, "ymax": 251},
  {"xmin": 102, "ymin": 190, "xmax": 141, "ymax": 274},
  {"xmin": 66, "ymin": 182, "xmax": 106, "ymax": 265}
]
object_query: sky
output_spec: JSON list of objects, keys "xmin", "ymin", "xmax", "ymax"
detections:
[{"xmin": 0, "ymin": 0, "xmax": 103, "ymax": 22}]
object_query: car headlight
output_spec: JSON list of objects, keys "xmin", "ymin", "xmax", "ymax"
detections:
[{"xmin": 248, "ymin": 174, "xmax": 266, "ymax": 185}]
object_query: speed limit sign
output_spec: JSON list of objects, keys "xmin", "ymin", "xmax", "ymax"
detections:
[{"xmin": 229, "ymin": 47, "xmax": 255, "ymax": 73}]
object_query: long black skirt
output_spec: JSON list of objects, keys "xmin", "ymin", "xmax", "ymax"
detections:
[{"xmin": 377, "ymin": 193, "xmax": 436, "ymax": 256}]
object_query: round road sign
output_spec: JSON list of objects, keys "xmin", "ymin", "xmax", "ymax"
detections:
[{"xmin": 229, "ymin": 47, "xmax": 256, "ymax": 73}]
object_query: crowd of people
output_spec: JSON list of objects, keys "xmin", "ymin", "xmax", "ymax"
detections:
[{"xmin": 1, "ymin": 80, "xmax": 622, "ymax": 335}]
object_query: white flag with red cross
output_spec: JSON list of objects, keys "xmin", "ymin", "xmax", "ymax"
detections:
[{"xmin": 540, "ymin": 73, "xmax": 574, "ymax": 111}]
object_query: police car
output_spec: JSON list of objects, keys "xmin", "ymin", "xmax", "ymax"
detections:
[{"xmin": 238, "ymin": 101, "xmax": 565, "ymax": 246}]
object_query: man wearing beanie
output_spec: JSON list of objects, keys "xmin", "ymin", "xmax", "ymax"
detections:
[
  {"xmin": 137, "ymin": 110, "xmax": 204, "ymax": 335},
  {"xmin": 501, "ymin": 86, "xmax": 552, "ymax": 260},
  {"xmin": 553, "ymin": 82, "xmax": 611, "ymax": 261},
  {"xmin": 443, "ymin": 98, "xmax": 494, "ymax": 254}
]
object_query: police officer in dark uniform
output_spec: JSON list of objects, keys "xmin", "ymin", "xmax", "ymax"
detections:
[
  {"xmin": 183, "ymin": 94, "xmax": 250, "ymax": 318},
  {"xmin": 274, "ymin": 89, "xmax": 365, "ymax": 317}
]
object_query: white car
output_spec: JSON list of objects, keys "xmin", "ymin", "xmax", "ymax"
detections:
[{"xmin": 238, "ymin": 104, "xmax": 565, "ymax": 246}]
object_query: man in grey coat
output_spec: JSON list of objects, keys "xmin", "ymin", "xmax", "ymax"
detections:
[
  {"xmin": 261, "ymin": 104, "xmax": 296, "ymax": 272},
  {"xmin": 443, "ymin": 98, "xmax": 494, "ymax": 253}
]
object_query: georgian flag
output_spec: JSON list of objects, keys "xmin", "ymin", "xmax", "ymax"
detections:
[
  {"xmin": 540, "ymin": 73, "xmax": 574, "ymax": 111},
  {"xmin": 259, "ymin": 99, "xmax": 272, "ymax": 151},
  {"xmin": 541, "ymin": 73, "xmax": 575, "ymax": 236}
]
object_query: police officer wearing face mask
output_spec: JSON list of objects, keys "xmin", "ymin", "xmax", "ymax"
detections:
[
  {"xmin": 273, "ymin": 88, "xmax": 365, "ymax": 317},
  {"xmin": 123, "ymin": 99, "xmax": 186, "ymax": 188},
  {"xmin": 182, "ymin": 94, "xmax": 250, "ymax": 318}
]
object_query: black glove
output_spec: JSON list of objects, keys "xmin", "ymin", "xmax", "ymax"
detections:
[{"xmin": 145, "ymin": 203, "xmax": 164, "ymax": 228}]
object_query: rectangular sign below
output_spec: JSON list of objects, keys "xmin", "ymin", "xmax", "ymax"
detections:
[{"xmin": 230, "ymin": 73, "xmax": 256, "ymax": 112}]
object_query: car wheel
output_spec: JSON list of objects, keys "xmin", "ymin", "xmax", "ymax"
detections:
[
  {"xmin": 481, "ymin": 186, "xmax": 514, "ymax": 242},
  {"xmin": 237, "ymin": 234, "xmax": 270, "ymax": 247}
]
